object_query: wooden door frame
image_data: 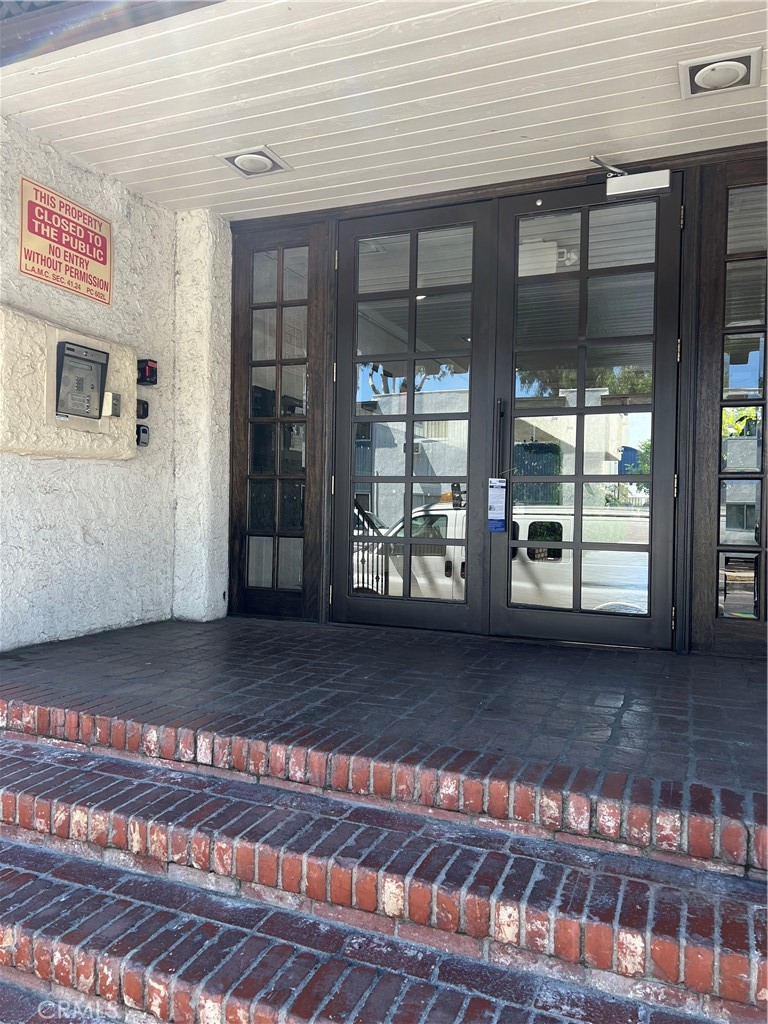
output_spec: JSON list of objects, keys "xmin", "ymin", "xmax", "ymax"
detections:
[{"xmin": 229, "ymin": 141, "xmax": 767, "ymax": 652}]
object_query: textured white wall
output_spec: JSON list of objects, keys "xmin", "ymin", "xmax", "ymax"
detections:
[
  {"xmin": 0, "ymin": 117, "xmax": 232, "ymax": 650},
  {"xmin": 172, "ymin": 210, "xmax": 231, "ymax": 622}
]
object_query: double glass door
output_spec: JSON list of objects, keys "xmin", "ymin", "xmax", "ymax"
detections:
[{"xmin": 333, "ymin": 176, "xmax": 682, "ymax": 647}]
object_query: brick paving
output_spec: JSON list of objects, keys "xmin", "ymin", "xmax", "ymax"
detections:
[
  {"xmin": 0, "ymin": 840, "xmax": 741, "ymax": 1024},
  {"xmin": 0, "ymin": 738, "xmax": 763, "ymax": 1007},
  {"xmin": 0, "ymin": 618, "xmax": 764, "ymax": 791}
]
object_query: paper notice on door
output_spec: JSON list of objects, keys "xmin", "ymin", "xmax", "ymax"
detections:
[{"xmin": 488, "ymin": 478, "xmax": 506, "ymax": 532}]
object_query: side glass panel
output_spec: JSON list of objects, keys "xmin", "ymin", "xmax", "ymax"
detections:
[
  {"xmin": 727, "ymin": 187, "xmax": 767, "ymax": 254},
  {"xmin": 716, "ymin": 185, "xmax": 766, "ymax": 623},
  {"xmin": 247, "ymin": 246, "xmax": 308, "ymax": 593},
  {"xmin": 583, "ymin": 413, "xmax": 652, "ymax": 475},
  {"xmin": 723, "ymin": 333, "xmax": 764, "ymax": 400},
  {"xmin": 725, "ymin": 259, "xmax": 766, "ymax": 327},
  {"xmin": 721, "ymin": 407, "xmax": 763, "ymax": 472},
  {"xmin": 718, "ymin": 552, "xmax": 759, "ymax": 618}
]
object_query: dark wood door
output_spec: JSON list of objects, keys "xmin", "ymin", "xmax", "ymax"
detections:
[
  {"xmin": 332, "ymin": 179, "xmax": 683, "ymax": 647},
  {"xmin": 332, "ymin": 203, "xmax": 497, "ymax": 632},
  {"xmin": 230, "ymin": 222, "xmax": 330, "ymax": 618},
  {"xmin": 490, "ymin": 177, "xmax": 683, "ymax": 647}
]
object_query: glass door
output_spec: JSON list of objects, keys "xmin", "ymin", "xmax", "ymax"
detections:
[
  {"xmin": 333, "ymin": 203, "xmax": 496, "ymax": 632},
  {"xmin": 491, "ymin": 177, "xmax": 683, "ymax": 646}
]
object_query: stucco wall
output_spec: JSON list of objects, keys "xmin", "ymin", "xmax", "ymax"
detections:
[
  {"xmin": 172, "ymin": 210, "xmax": 231, "ymax": 622},
  {"xmin": 0, "ymin": 117, "xmax": 231, "ymax": 650}
]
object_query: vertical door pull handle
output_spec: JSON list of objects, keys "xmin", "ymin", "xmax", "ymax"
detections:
[{"xmin": 495, "ymin": 399, "xmax": 505, "ymax": 477}]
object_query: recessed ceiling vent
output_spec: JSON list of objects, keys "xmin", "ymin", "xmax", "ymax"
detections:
[
  {"xmin": 678, "ymin": 47, "xmax": 762, "ymax": 99},
  {"xmin": 219, "ymin": 146, "xmax": 292, "ymax": 178}
]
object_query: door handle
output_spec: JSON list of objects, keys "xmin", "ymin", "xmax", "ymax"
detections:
[
  {"xmin": 444, "ymin": 560, "xmax": 452, "ymax": 578},
  {"xmin": 495, "ymin": 399, "xmax": 505, "ymax": 477},
  {"xmin": 460, "ymin": 561, "xmax": 466, "ymax": 579}
]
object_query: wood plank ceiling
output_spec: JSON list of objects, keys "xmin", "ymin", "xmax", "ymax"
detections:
[{"xmin": 1, "ymin": 0, "xmax": 765, "ymax": 221}]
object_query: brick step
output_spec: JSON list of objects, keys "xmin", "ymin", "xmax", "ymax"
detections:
[
  {"xmin": 0, "ymin": 739, "xmax": 764, "ymax": 1012},
  {"xmin": 2, "ymin": 697, "xmax": 765, "ymax": 874},
  {"xmin": 0, "ymin": 838, "xmax": 755, "ymax": 1024}
]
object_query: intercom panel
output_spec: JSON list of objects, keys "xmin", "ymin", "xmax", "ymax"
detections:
[{"xmin": 56, "ymin": 341, "xmax": 109, "ymax": 420}]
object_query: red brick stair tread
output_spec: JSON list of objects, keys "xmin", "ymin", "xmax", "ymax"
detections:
[
  {"xmin": 0, "ymin": 842, "xmax": 736, "ymax": 1024},
  {"xmin": 0, "ymin": 739, "xmax": 764, "ymax": 1009},
  {"xmin": 2, "ymin": 695, "xmax": 764, "ymax": 873}
]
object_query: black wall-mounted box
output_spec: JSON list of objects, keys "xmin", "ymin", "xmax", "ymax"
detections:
[{"xmin": 137, "ymin": 359, "xmax": 158, "ymax": 385}]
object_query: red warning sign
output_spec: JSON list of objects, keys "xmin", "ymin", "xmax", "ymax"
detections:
[{"xmin": 19, "ymin": 178, "xmax": 112, "ymax": 305}]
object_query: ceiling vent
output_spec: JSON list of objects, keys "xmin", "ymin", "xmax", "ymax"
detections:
[
  {"xmin": 219, "ymin": 146, "xmax": 292, "ymax": 178},
  {"xmin": 678, "ymin": 47, "xmax": 762, "ymax": 99}
]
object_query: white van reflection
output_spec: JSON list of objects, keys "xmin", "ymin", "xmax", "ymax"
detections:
[{"xmin": 352, "ymin": 501, "xmax": 649, "ymax": 613}]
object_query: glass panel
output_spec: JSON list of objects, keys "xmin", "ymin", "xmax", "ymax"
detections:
[
  {"xmin": 282, "ymin": 306, "xmax": 307, "ymax": 359},
  {"xmin": 718, "ymin": 552, "xmax": 759, "ymax": 618},
  {"xmin": 280, "ymin": 422, "xmax": 305, "ymax": 473},
  {"xmin": 513, "ymin": 416, "xmax": 577, "ymax": 475},
  {"xmin": 581, "ymin": 550, "xmax": 649, "ymax": 614},
  {"xmin": 358, "ymin": 234, "xmax": 410, "ymax": 293},
  {"xmin": 415, "ymin": 293, "xmax": 471, "ymax": 354},
  {"xmin": 515, "ymin": 350, "xmax": 578, "ymax": 408},
  {"xmin": 356, "ymin": 362, "xmax": 407, "ymax": 416},
  {"xmin": 586, "ymin": 344, "xmax": 653, "ymax": 405},
  {"xmin": 351, "ymin": 540, "xmax": 404, "ymax": 596},
  {"xmin": 411, "ymin": 542, "xmax": 466, "ymax": 601},
  {"xmin": 725, "ymin": 260, "xmax": 766, "ymax": 328},
  {"xmin": 510, "ymin": 547, "xmax": 573, "ymax": 608},
  {"xmin": 512, "ymin": 483, "xmax": 575, "ymax": 538},
  {"xmin": 721, "ymin": 407, "xmax": 763, "ymax": 472},
  {"xmin": 249, "ymin": 423, "xmax": 275, "ymax": 474},
  {"xmin": 517, "ymin": 277, "xmax": 579, "ymax": 343},
  {"xmin": 582, "ymin": 484, "xmax": 650, "ymax": 543},
  {"xmin": 279, "ymin": 480, "xmax": 304, "ymax": 533},
  {"xmin": 283, "ymin": 247, "xmax": 308, "ymax": 300},
  {"xmin": 354, "ymin": 422, "xmax": 406, "ymax": 477},
  {"xmin": 518, "ymin": 211, "xmax": 580, "ymax": 276},
  {"xmin": 248, "ymin": 480, "xmax": 275, "ymax": 533},
  {"xmin": 411, "ymin": 483, "xmax": 466, "ymax": 537},
  {"xmin": 723, "ymin": 333, "xmax": 764, "ymax": 400},
  {"xmin": 588, "ymin": 202, "xmax": 656, "ymax": 269},
  {"xmin": 526, "ymin": 519, "xmax": 563, "ymax": 561},
  {"xmin": 583, "ymin": 412, "xmax": 652, "ymax": 475},
  {"xmin": 353, "ymin": 482, "xmax": 405, "ymax": 535},
  {"xmin": 587, "ymin": 272, "xmax": 654, "ymax": 337},
  {"xmin": 251, "ymin": 308, "xmax": 277, "ymax": 361},
  {"xmin": 413, "ymin": 420, "xmax": 468, "ymax": 476},
  {"xmin": 414, "ymin": 358, "xmax": 470, "ymax": 414},
  {"xmin": 719, "ymin": 479, "xmax": 761, "ymax": 545},
  {"xmin": 277, "ymin": 537, "xmax": 303, "ymax": 590},
  {"xmin": 252, "ymin": 251, "xmax": 278, "ymax": 303},
  {"xmin": 417, "ymin": 226, "xmax": 473, "ymax": 288},
  {"xmin": 727, "ymin": 187, "xmax": 767, "ymax": 254},
  {"xmin": 247, "ymin": 536, "xmax": 273, "ymax": 588},
  {"xmin": 281, "ymin": 364, "xmax": 307, "ymax": 416},
  {"xmin": 357, "ymin": 299, "xmax": 409, "ymax": 356},
  {"xmin": 250, "ymin": 366, "xmax": 276, "ymax": 417}
]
